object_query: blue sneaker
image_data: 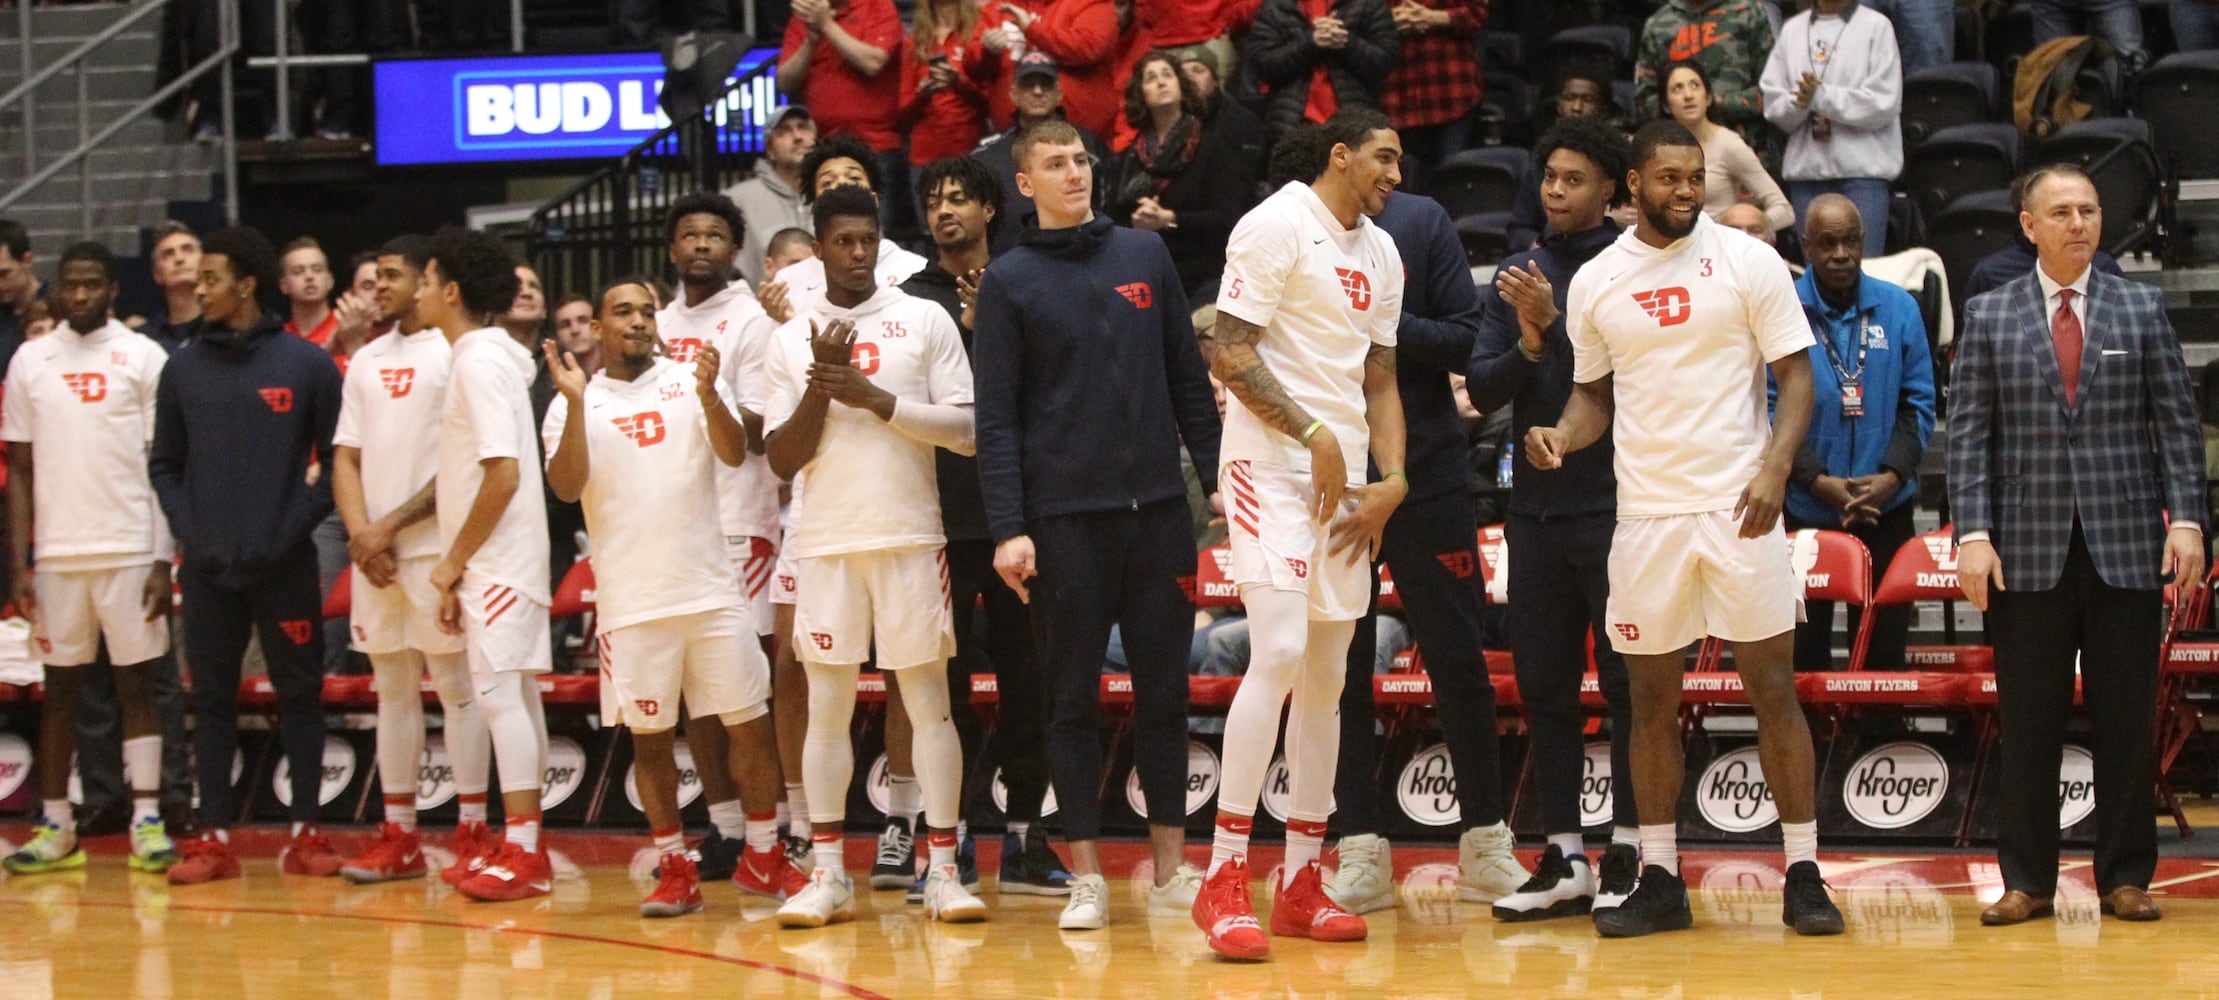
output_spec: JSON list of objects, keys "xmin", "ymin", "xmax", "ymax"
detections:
[{"xmin": 999, "ymin": 828, "xmax": 1073, "ymax": 896}]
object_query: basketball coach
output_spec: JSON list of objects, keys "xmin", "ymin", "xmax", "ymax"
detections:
[{"xmin": 1947, "ymin": 163, "xmax": 2206, "ymax": 926}]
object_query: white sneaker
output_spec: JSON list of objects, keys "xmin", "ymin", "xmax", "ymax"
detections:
[
  {"xmin": 1324, "ymin": 834, "xmax": 1397, "ymax": 915},
  {"xmin": 776, "ymin": 869, "xmax": 857, "ymax": 928},
  {"xmin": 922, "ymin": 863, "xmax": 989, "ymax": 923},
  {"xmin": 1145, "ymin": 865, "xmax": 1204, "ymax": 917},
  {"xmin": 1456, "ymin": 823, "xmax": 1529, "ymax": 903},
  {"xmin": 1490, "ymin": 844, "xmax": 1595, "ymax": 922},
  {"xmin": 1059, "ymin": 873, "xmax": 1109, "ymax": 930}
]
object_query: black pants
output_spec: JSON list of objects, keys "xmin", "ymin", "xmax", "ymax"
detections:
[
  {"xmin": 946, "ymin": 538, "xmax": 1051, "ymax": 826},
  {"xmin": 1337, "ymin": 491, "xmax": 1505, "ymax": 834},
  {"xmin": 1506, "ymin": 510, "xmax": 1637, "ymax": 834},
  {"xmin": 1987, "ymin": 524, "xmax": 2163, "ymax": 896},
  {"xmin": 1031, "ymin": 500, "xmax": 1193, "ymax": 840},
  {"xmin": 1789, "ymin": 501, "xmax": 1917, "ymax": 671},
  {"xmin": 73, "ymin": 646, "xmax": 195, "ymax": 816},
  {"xmin": 183, "ymin": 545, "xmax": 327, "ymax": 827}
]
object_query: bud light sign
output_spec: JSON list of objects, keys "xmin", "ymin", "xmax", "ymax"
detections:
[{"xmin": 374, "ymin": 49, "xmax": 780, "ymax": 166}]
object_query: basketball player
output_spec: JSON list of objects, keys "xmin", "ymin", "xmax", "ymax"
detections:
[
  {"xmin": 1526, "ymin": 119, "xmax": 1843, "ymax": 938},
  {"xmin": 652, "ymin": 193, "xmax": 799, "ymax": 890},
  {"xmin": 765, "ymin": 185, "xmax": 984, "ymax": 927},
  {"xmin": 2, "ymin": 242, "xmax": 179, "ymax": 875},
  {"xmin": 418, "ymin": 227, "xmax": 555, "ymax": 903},
  {"xmin": 760, "ymin": 134, "xmax": 930, "ymax": 326},
  {"xmin": 1192, "ymin": 110, "xmax": 1409, "ymax": 961},
  {"xmin": 543, "ymin": 279, "xmax": 790, "ymax": 916},
  {"xmin": 331, "ymin": 235, "xmax": 499, "ymax": 884}
]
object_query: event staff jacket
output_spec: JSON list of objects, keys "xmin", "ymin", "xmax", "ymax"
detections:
[{"xmin": 1780, "ymin": 270, "xmax": 1935, "ymax": 527}]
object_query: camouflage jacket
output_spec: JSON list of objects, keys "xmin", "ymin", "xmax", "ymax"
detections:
[{"xmin": 1633, "ymin": 0, "xmax": 1776, "ymax": 132}]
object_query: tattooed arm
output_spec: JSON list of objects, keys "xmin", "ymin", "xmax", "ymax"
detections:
[
  {"xmin": 1202, "ymin": 310, "xmax": 1346, "ymax": 523},
  {"xmin": 1329, "ymin": 342, "xmax": 1408, "ymax": 561}
]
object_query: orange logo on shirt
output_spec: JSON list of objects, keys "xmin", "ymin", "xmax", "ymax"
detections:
[
  {"xmin": 1334, "ymin": 268, "xmax": 1373, "ymax": 311},
  {"xmin": 635, "ymin": 699, "xmax": 660, "ymax": 716},
  {"xmin": 612, "ymin": 412, "xmax": 666, "ymax": 447},
  {"xmin": 1668, "ymin": 22, "xmax": 1722, "ymax": 62},
  {"xmin": 1614, "ymin": 623, "xmax": 1641, "ymax": 642},
  {"xmin": 279, "ymin": 619, "xmax": 313, "ymax": 644},
  {"xmin": 851, "ymin": 342, "xmax": 881, "ymax": 376},
  {"xmin": 1631, "ymin": 287, "xmax": 1692, "ymax": 327},
  {"xmin": 379, "ymin": 368, "xmax": 415, "ymax": 398},
  {"xmin": 259, "ymin": 387, "xmax": 294, "ymax": 413},
  {"xmin": 1285, "ymin": 557, "xmax": 1310, "ymax": 579},
  {"xmin": 1116, "ymin": 282, "xmax": 1153, "ymax": 309},
  {"xmin": 667, "ymin": 338, "xmax": 705, "ymax": 363},
  {"xmin": 61, "ymin": 372, "xmax": 106, "ymax": 402}
]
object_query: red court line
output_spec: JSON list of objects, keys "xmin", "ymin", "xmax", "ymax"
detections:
[{"xmin": 9, "ymin": 897, "xmax": 891, "ymax": 1000}]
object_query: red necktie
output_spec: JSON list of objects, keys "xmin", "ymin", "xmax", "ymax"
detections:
[{"xmin": 2054, "ymin": 288, "xmax": 2083, "ymax": 406}]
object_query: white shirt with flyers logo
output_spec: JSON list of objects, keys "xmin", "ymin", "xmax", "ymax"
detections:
[
  {"xmin": 657, "ymin": 283, "xmax": 782, "ymax": 541},
  {"xmin": 438, "ymin": 327, "xmax": 551, "ymax": 603},
  {"xmin": 1215, "ymin": 181, "xmax": 1403, "ymax": 481},
  {"xmin": 762, "ymin": 286, "xmax": 972, "ymax": 559},
  {"xmin": 772, "ymin": 243, "xmax": 929, "ymax": 318},
  {"xmin": 333, "ymin": 328, "xmax": 451, "ymax": 560},
  {"xmin": 1566, "ymin": 213, "xmax": 1814, "ymax": 517},
  {"xmin": 1, "ymin": 320, "xmax": 171, "ymax": 568},
  {"xmin": 541, "ymin": 357, "xmax": 741, "ymax": 632}
]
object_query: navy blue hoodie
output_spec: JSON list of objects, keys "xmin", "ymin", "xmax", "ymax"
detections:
[
  {"xmin": 1466, "ymin": 221, "xmax": 1620, "ymax": 519},
  {"xmin": 972, "ymin": 214, "xmax": 1222, "ymax": 541},
  {"xmin": 150, "ymin": 313, "xmax": 341, "ymax": 582},
  {"xmin": 1371, "ymin": 193, "xmax": 1485, "ymax": 508}
]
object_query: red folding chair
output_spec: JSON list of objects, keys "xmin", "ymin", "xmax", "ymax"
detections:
[
  {"xmin": 1791, "ymin": 528, "xmax": 1876, "ymax": 671},
  {"xmin": 321, "ymin": 569, "xmax": 351, "ymax": 621},
  {"xmin": 1872, "ymin": 528, "xmax": 1993, "ymax": 674}
]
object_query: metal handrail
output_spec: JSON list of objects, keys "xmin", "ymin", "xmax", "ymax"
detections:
[
  {"xmin": 0, "ymin": 0, "xmax": 167, "ymax": 115},
  {"xmin": 0, "ymin": 0, "xmax": 239, "ymax": 235}
]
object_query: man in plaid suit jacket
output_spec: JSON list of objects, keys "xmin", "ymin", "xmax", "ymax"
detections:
[{"xmin": 1947, "ymin": 163, "xmax": 2206, "ymax": 926}]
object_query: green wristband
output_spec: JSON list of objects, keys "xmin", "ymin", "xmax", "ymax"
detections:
[
  {"xmin": 1382, "ymin": 470, "xmax": 1406, "ymax": 485},
  {"xmin": 1300, "ymin": 420, "xmax": 1325, "ymax": 445}
]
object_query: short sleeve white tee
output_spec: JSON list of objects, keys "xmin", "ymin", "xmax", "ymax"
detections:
[
  {"xmin": 333, "ymin": 328, "xmax": 451, "ymax": 560},
  {"xmin": 657, "ymin": 283, "xmax": 782, "ymax": 541},
  {"xmin": 1566, "ymin": 213, "xmax": 1815, "ymax": 517},
  {"xmin": 437, "ymin": 328, "xmax": 551, "ymax": 602},
  {"xmin": 540, "ymin": 357, "xmax": 740, "ymax": 632},
  {"xmin": 772, "ymin": 242, "xmax": 930, "ymax": 318},
  {"xmin": 762, "ymin": 287, "xmax": 972, "ymax": 558},
  {"xmin": 1215, "ymin": 182, "xmax": 1404, "ymax": 481},
  {"xmin": 0, "ymin": 321, "xmax": 170, "ymax": 567}
]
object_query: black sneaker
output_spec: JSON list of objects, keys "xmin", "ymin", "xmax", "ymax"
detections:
[
  {"xmin": 1782, "ymin": 861, "xmax": 1844, "ymax": 936},
  {"xmin": 907, "ymin": 832, "xmax": 980, "ymax": 903},
  {"xmin": 869, "ymin": 817, "xmax": 916, "ymax": 890},
  {"xmin": 1593, "ymin": 865, "xmax": 1694, "ymax": 938},
  {"xmin": 692, "ymin": 829, "xmax": 744, "ymax": 883},
  {"xmin": 999, "ymin": 828, "xmax": 1075, "ymax": 896},
  {"xmin": 1593, "ymin": 843, "xmax": 1639, "ymax": 911},
  {"xmin": 1492, "ymin": 844, "xmax": 1594, "ymax": 922}
]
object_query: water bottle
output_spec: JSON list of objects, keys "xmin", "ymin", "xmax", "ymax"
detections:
[{"xmin": 1496, "ymin": 441, "xmax": 1514, "ymax": 490}]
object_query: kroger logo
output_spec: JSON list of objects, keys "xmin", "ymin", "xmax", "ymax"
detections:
[
  {"xmin": 1126, "ymin": 740, "xmax": 1219, "ymax": 819},
  {"xmin": 0, "ymin": 733, "xmax": 29, "ymax": 802},
  {"xmin": 1695, "ymin": 745, "xmax": 1777, "ymax": 833},
  {"xmin": 542, "ymin": 736, "xmax": 589, "ymax": 810},
  {"xmin": 1580, "ymin": 742, "xmax": 1615, "ymax": 829},
  {"xmin": 415, "ymin": 734, "xmax": 457, "ymax": 810},
  {"xmin": 1842, "ymin": 741, "xmax": 1949, "ymax": 830},
  {"xmin": 1397, "ymin": 743, "xmax": 1460, "ymax": 827},
  {"xmin": 624, "ymin": 739, "xmax": 702, "ymax": 812},
  {"xmin": 2059, "ymin": 744, "xmax": 2096, "ymax": 829},
  {"xmin": 989, "ymin": 767, "xmax": 1058, "ymax": 819},
  {"xmin": 273, "ymin": 735, "xmax": 358, "ymax": 808},
  {"xmin": 1259, "ymin": 755, "xmax": 1294, "ymax": 822}
]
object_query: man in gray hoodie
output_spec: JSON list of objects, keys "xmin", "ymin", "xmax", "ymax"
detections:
[{"xmin": 725, "ymin": 106, "xmax": 818, "ymax": 286}]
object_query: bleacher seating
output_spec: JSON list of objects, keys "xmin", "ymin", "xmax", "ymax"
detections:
[
  {"xmin": 1900, "ymin": 122, "xmax": 2021, "ymax": 224},
  {"xmin": 1902, "ymin": 62, "xmax": 2003, "ymax": 146},
  {"xmin": 1426, "ymin": 147, "xmax": 1529, "ymax": 217},
  {"xmin": 2135, "ymin": 50, "xmax": 2219, "ymax": 179},
  {"xmin": 2032, "ymin": 117, "xmax": 2164, "ymax": 253}
]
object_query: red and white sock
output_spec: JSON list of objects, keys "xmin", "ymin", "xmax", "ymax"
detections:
[
  {"xmin": 812, "ymin": 831, "xmax": 845, "ymax": 878},
  {"xmin": 707, "ymin": 799, "xmax": 747, "ymax": 840},
  {"xmin": 785, "ymin": 783, "xmax": 811, "ymax": 840},
  {"xmin": 652, "ymin": 826, "xmax": 686, "ymax": 859},
  {"xmin": 507, "ymin": 811, "xmax": 542, "ymax": 853},
  {"xmin": 1283, "ymin": 818, "xmax": 1327, "ymax": 888},
  {"xmin": 384, "ymin": 794, "xmax": 418, "ymax": 833},
  {"xmin": 1209, "ymin": 813, "xmax": 1253, "ymax": 877},
  {"xmin": 925, "ymin": 831, "xmax": 957, "ymax": 871},
  {"xmin": 457, "ymin": 793, "xmax": 488, "ymax": 826},
  {"xmin": 745, "ymin": 812, "xmax": 779, "ymax": 854}
]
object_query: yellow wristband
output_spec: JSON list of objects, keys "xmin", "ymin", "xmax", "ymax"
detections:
[
  {"xmin": 1300, "ymin": 420, "xmax": 1325, "ymax": 445},
  {"xmin": 1382, "ymin": 470, "xmax": 1406, "ymax": 485}
]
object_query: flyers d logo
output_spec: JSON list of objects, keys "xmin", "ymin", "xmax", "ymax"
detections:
[
  {"xmin": 259, "ymin": 387, "xmax": 294, "ymax": 412},
  {"xmin": 61, "ymin": 372, "xmax": 106, "ymax": 402},
  {"xmin": 1333, "ymin": 268, "xmax": 1373, "ymax": 311},
  {"xmin": 379, "ymin": 368, "xmax": 415, "ymax": 398},
  {"xmin": 612, "ymin": 412, "xmax": 666, "ymax": 447},
  {"xmin": 1631, "ymin": 287, "xmax": 1692, "ymax": 327},
  {"xmin": 851, "ymin": 342, "xmax": 881, "ymax": 376},
  {"xmin": 1116, "ymin": 282, "xmax": 1152, "ymax": 309},
  {"xmin": 810, "ymin": 632, "xmax": 833, "ymax": 651},
  {"xmin": 635, "ymin": 699, "xmax": 660, "ymax": 717},
  {"xmin": 280, "ymin": 619, "xmax": 313, "ymax": 644},
  {"xmin": 1435, "ymin": 551, "xmax": 1476, "ymax": 579},
  {"xmin": 666, "ymin": 338, "xmax": 704, "ymax": 363},
  {"xmin": 1613, "ymin": 623, "xmax": 1641, "ymax": 642},
  {"xmin": 1285, "ymin": 557, "xmax": 1310, "ymax": 579}
]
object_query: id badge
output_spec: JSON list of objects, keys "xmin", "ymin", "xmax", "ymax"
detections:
[
  {"xmin": 1811, "ymin": 116, "xmax": 1832, "ymax": 141},
  {"xmin": 1839, "ymin": 378, "xmax": 1864, "ymax": 418}
]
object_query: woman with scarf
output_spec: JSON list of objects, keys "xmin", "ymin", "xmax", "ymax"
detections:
[{"xmin": 1105, "ymin": 51, "xmax": 1255, "ymax": 301}]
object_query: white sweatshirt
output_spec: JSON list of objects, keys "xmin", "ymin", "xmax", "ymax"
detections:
[{"xmin": 1761, "ymin": 4, "xmax": 1904, "ymax": 182}]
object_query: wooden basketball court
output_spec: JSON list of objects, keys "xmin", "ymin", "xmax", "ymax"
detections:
[{"xmin": 10, "ymin": 822, "xmax": 2219, "ymax": 999}]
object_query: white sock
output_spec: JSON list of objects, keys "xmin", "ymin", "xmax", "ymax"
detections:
[
  {"xmin": 812, "ymin": 831, "xmax": 846, "ymax": 878},
  {"xmin": 291, "ymin": 820, "xmax": 309, "ymax": 837},
  {"xmin": 774, "ymin": 800, "xmax": 790, "ymax": 831},
  {"xmin": 507, "ymin": 814, "xmax": 541, "ymax": 852},
  {"xmin": 1548, "ymin": 832, "xmax": 1585, "ymax": 861},
  {"xmin": 132, "ymin": 794, "xmax": 160, "ymax": 826},
  {"xmin": 458, "ymin": 794, "xmax": 489, "ymax": 825},
  {"xmin": 653, "ymin": 827, "xmax": 685, "ymax": 857},
  {"xmin": 786, "ymin": 783, "xmax": 812, "ymax": 840},
  {"xmin": 1782, "ymin": 820, "xmax": 1819, "ymax": 868},
  {"xmin": 1208, "ymin": 813, "xmax": 1253, "ymax": 877},
  {"xmin": 887, "ymin": 773, "xmax": 921, "ymax": 827},
  {"xmin": 1007, "ymin": 820, "xmax": 1030, "ymax": 841},
  {"xmin": 42, "ymin": 798, "xmax": 72, "ymax": 831},
  {"xmin": 384, "ymin": 795, "xmax": 418, "ymax": 833},
  {"xmin": 1612, "ymin": 825, "xmax": 1639, "ymax": 848},
  {"xmin": 708, "ymin": 799, "xmax": 747, "ymax": 840},
  {"xmin": 1639, "ymin": 823, "xmax": 1678, "ymax": 876},
  {"xmin": 123, "ymin": 736, "xmax": 162, "ymax": 823},
  {"xmin": 1283, "ymin": 818, "xmax": 1326, "ymax": 888},
  {"xmin": 745, "ymin": 814, "xmax": 780, "ymax": 853},
  {"xmin": 926, "ymin": 830, "xmax": 957, "ymax": 870}
]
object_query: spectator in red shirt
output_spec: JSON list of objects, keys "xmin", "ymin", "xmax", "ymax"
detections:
[
  {"xmin": 279, "ymin": 237, "xmax": 336, "ymax": 348},
  {"xmin": 975, "ymin": 0, "xmax": 1122, "ymax": 137},
  {"xmin": 1246, "ymin": 0, "xmax": 1397, "ymax": 135},
  {"xmin": 899, "ymin": 0, "xmax": 994, "ymax": 171},
  {"xmin": 778, "ymin": 0, "xmax": 914, "ymax": 239},
  {"xmin": 1382, "ymin": 0, "xmax": 1486, "ymax": 170}
]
